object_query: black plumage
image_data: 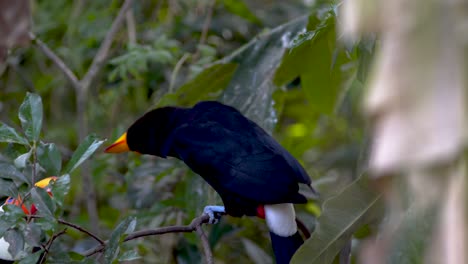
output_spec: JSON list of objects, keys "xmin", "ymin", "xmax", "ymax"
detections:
[{"xmin": 125, "ymin": 101, "xmax": 313, "ymax": 217}]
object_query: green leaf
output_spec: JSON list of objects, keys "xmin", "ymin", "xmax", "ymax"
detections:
[
  {"xmin": 118, "ymin": 250, "xmax": 141, "ymax": 261},
  {"xmin": 274, "ymin": 10, "xmax": 352, "ymax": 115},
  {"xmin": 30, "ymin": 187, "xmax": 56, "ymax": 219},
  {"xmin": 18, "ymin": 250, "xmax": 42, "ymax": 264},
  {"xmin": 291, "ymin": 176, "xmax": 383, "ymax": 264},
  {"xmin": 242, "ymin": 238, "xmax": 273, "ymax": 264},
  {"xmin": 14, "ymin": 151, "xmax": 31, "ymax": 169},
  {"xmin": 0, "ymin": 122, "xmax": 28, "ymax": 145},
  {"xmin": 104, "ymin": 217, "xmax": 136, "ymax": 263},
  {"xmin": 18, "ymin": 93, "xmax": 43, "ymax": 142},
  {"xmin": 157, "ymin": 63, "xmax": 238, "ymax": 107},
  {"xmin": 4, "ymin": 229, "xmax": 24, "ymax": 259},
  {"xmin": 221, "ymin": 0, "xmax": 261, "ymax": 24},
  {"xmin": 0, "ymin": 161, "xmax": 30, "ymax": 184},
  {"xmin": 37, "ymin": 142, "xmax": 62, "ymax": 176},
  {"xmin": 63, "ymin": 134, "xmax": 105, "ymax": 174},
  {"xmin": 0, "ymin": 178, "xmax": 17, "ymax": 197},
  {"xmin": 50, "ymin": 174, "xmax": 70, "ymax": 207},
  {"xmin": 221, "ymin": 15, "xmax": 309, "ymax": 132},
  {"xmin": 24, "ymin": 222, "xmax": 42, "ymax": 247}
]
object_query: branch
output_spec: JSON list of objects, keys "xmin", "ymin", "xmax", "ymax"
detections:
[
  {"xmin": 38, "ymin": 228, "xmax": 67, "ymax": 264},
  {"xmin": 29, "ymin": 32, "xmax": 80, "ymax": 91},
  {"xmin": 83, "ymin": 214, "xmax": 213, "ymax": 264},
  {"xmin": 57, "ymin": 219, "xmax": 105, "ymax": 245},
  {"xmin": 28, "ymin": 215, "xmax": 105, "ymax": 246},
  {"xmin": 80, "ymin": 0, "xmax": 134, "ymax": 91}
]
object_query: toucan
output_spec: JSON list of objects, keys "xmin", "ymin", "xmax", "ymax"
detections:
[
  {"xmin": 105, "ymin": 101, "xmax": 315, "ymax": 263},
  {"xmin": 0, "ymin": 177, "xmax": 57, "ymax": 263}
]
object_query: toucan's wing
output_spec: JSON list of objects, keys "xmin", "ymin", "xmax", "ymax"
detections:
[{"xmin": 170, "ymin": 101, "xmax": 309, "ymax": 204}]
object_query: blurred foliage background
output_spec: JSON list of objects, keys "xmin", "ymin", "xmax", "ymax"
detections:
[{"xmin": 0, "ymin": 0, "xmax": 380, "ymax": 263}]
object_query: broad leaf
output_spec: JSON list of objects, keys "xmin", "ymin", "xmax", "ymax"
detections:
[
  {"xmin": 24, "ymin": 222, "xmax": 42, "ymax": 247},
  {"xmin": 104, "ymin": 217, "xmax": 136, "ymax": 263},
  {"xmin": 50, "ymin": 174, "xmax": 70, "ymax": 207},
  {"xmin": 275, "ymin": 9, "xmax": 353, "ymax": 115},
  {"xmin": 291, "ymin": 176, "xmax": 383, "ymax": 264},
  {"xmin": 37, "ymin": 142, "xmax": 62, "ymax": 175},
  {"xmin": 4, "ymin": 229, "xmax": 24, "ymax": 259},
  {"xmin": 0, "ymin": 178, "xmax": 17, "ymax": 197},
  {"xmin": 63, "ymin": 134, "xmax": 105, "ymax": 174},
  {"xmin": 157, "ymin": 63, "xmax": 238, "ymax": 107},
  {"xmin": 18, "ymin": 251, "xmax": 42, "ymax": 264},
  {"xmin": 118, "ymin": 250, "xmax": 141, "ymax": 261},
  {"xmin": 30, "ymin": 187, "xmax": 56, "ymax": 218},
  {"xmin": 18, "ymin": 93, "xmax": 43, "ymax": 142},
  {"xmin": 0, "ymin": 161, "xmax": 30, "ymax": 184},
  {"xmin": 14, "ymin": 150, "xmax": 31, "ymax": 169},
  {"xmin": 0, "ymin": 122, "xmax": 28, "ymax": 145},
  {"xmin": 221, "ymin": 15, "xmax": 309, "ymax": 132}
]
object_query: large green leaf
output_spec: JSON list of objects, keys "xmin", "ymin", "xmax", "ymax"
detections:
[
  {"xmin": 274, "ymin": 9, "xmax": 353, "ymax": 115},
  {"xmin": 0, "ymin": 161, "xmax": 30, "ymax": 184},
  {"xmin": 18, "ymin": 93, "xmax": 43, "ymax": 142},
  {"xmin": 4, "ymin": 229, "xmax": 24, "ymax": 259},
  {"xmin": 158, "ymin": 63, "xmax": 238, "ymax": 107},
  {"xmin": 221, "ymin": 15, "xmax": 309, "ymax": 131},
  {"xmin": 37, "ymin": 142, "xmax": 62, "ymax": 176},
  {"xmin": 104, "ymin": 217, "xmax": 136, "ymax": 264},
  {"xmin": 63, "ymin": 134, "xmax": 105, "ymax": 174},
  {"xmin": 0, "ymin": 122, "xmax": 28, "ymax": 145},
  {"xmin": 291, "ymin": 176, "xmax": 383, "ymax": 264}
]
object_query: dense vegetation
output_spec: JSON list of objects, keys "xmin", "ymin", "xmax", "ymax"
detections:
[{"xmin": 0, "ymin": 1, "xmax": 383, "ymax": 263}]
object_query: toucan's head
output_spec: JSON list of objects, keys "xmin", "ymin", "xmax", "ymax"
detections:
[{"xmin": 105, "ymin": 106, "xmax": 183, "ymax": 156}]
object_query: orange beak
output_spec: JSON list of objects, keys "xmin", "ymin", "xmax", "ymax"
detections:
[{"xmin": 104, "ymin": 132, "xmax": 130, "ymax": 153}]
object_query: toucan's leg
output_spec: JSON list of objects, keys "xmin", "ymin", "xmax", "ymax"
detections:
[{"xmin": 203, "ymin": 205, "xmax": 226, "ymax": 224}]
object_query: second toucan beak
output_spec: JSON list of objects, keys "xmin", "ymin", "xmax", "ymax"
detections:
[{"xmin": 105, "ymin": 132, "xmax": 130, "ymax": 153}]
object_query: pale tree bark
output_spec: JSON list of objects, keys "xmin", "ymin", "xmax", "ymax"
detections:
[{"xmin": 340, "ymin": 0, "xmax": 468, "ymax": 263}]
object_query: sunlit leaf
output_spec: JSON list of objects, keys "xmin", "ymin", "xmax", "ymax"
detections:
[
  {"xmin": 157, "ymin": 63, "xmax": 238, "ymax": 107},
  {"xmin": 291, "ymin": 176, "xmax": 383, "ymax": 264},
  {"xmin": 0, "ymin": 122, "xmax": 28, "ymax": 145},
  {"xmin": 63, "ymin": 134, "xmax": 105, "ymax": 174},
  {"xmin": 37, "ymin": 142, "xmax": 62, "ymax": 176},
  {"xmin": 18, "ymin": 93, "xmax": 43, "ymax": 142}
]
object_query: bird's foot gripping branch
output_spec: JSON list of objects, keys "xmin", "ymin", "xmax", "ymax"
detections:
[
  {"xmin": 203, "ymin": 205, "xmax": 226, "ymax": 224},
  {"xmin": 0, "ymin": 93, "xmax": 105, "ymax": 263}
]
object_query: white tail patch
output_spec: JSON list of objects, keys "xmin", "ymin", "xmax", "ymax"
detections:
[{"xmin": 264, "ymin": 203, "xmax": 297, "ymax": 237}]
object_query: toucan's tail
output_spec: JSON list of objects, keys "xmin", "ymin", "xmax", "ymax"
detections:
[
  {"xmin": 264, "ymin": 203, "xmax": 307, "ymax": 264},
  {"xmin": 269, "ymin": 231, "xmax": 304, "ymax": 264}
]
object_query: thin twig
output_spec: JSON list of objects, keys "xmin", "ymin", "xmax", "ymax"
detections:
[
  {"xmin": 81, "ymin": 0, "xmax": 134, "ymax": 91},
  {"xmin": 57, "ymin": 219, "xmax": 105, "ymax": 245},
  {"xmin": 192, "ymin": 0, "xmax": 215, "ymax": 61},
  {"xmin": 38, "ymin": 228, "xmax": 67, "ymax": 264},
  {"xmin": 29, "ymin": 32, "xmax": 80, "ymax": 91},
  {"xmin": 169, "ymin": 53, "xmax": 190, "ymax": 92},
  {"xmin": 83, "ymin": 214, "xmax": 211, "ymax": 258},
  {"xmin": 28, "ymin": 215, "xmax": 105, "ymax": 245}
]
